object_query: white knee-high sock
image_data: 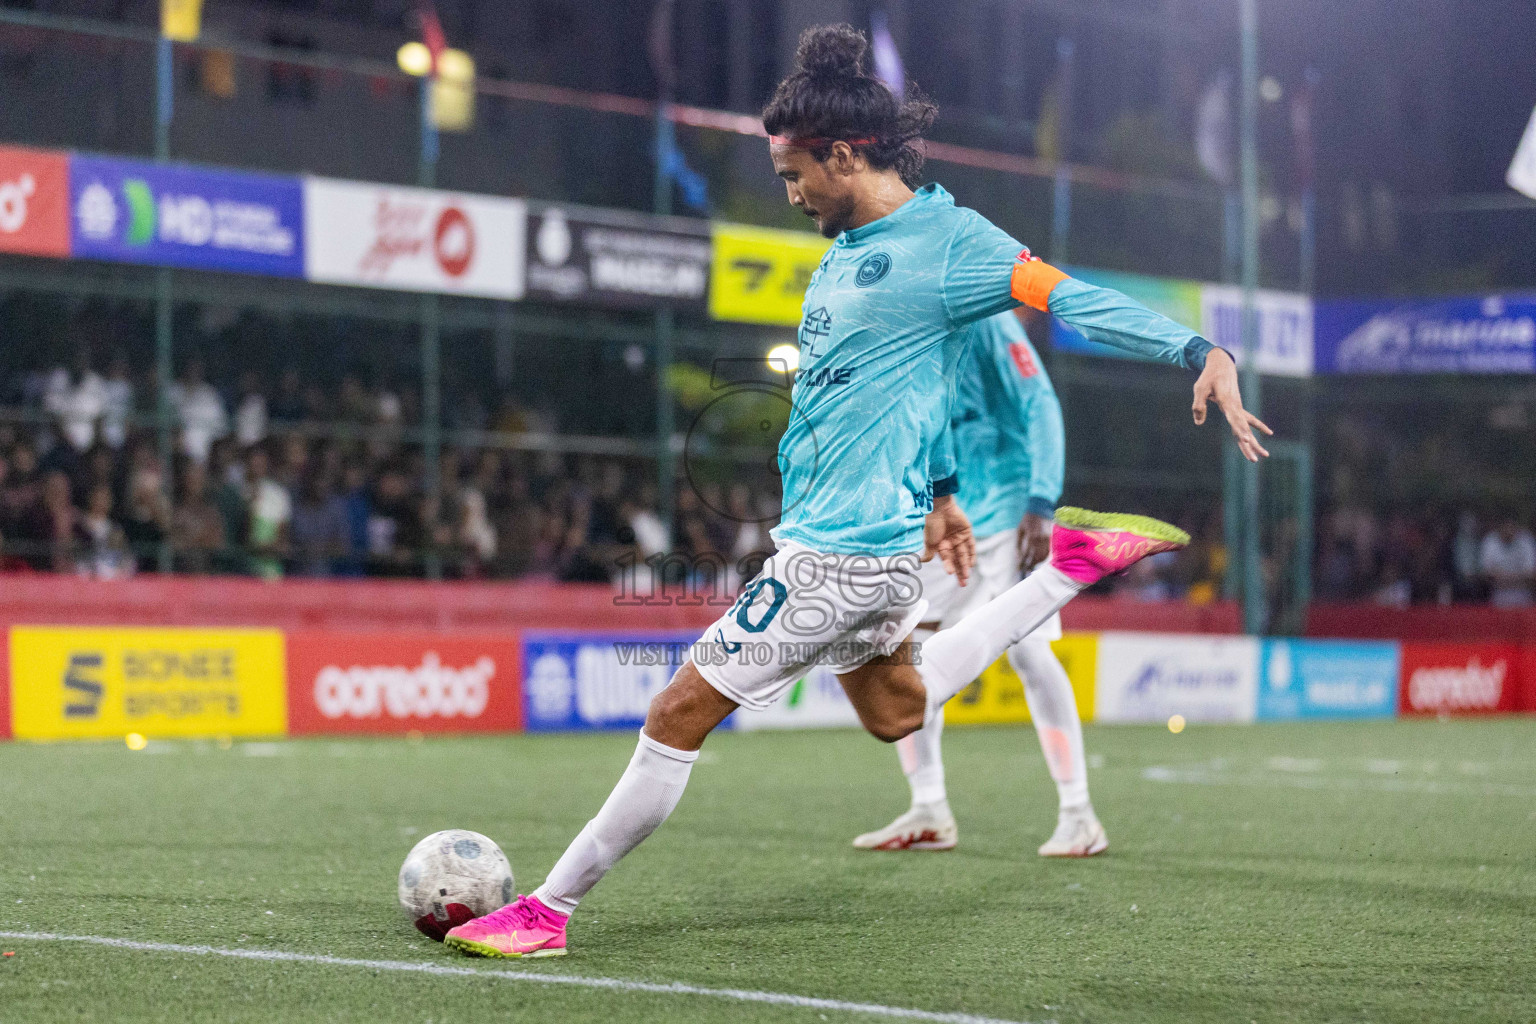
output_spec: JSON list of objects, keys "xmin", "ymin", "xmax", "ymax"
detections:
[
  {"xmin": 533, "ymin": 731, "xmax": 698, "ymax": 916},
  {"xmin": 918, "ymin": 565, "xmax": 1082, "ymax": 719},
  {"xmin": 895, "ymin": 627, "xmax": 948, "ymax": 809},
  {"xmin": 1009, "ymin": 636, "xmax": 1090, "ymax": 810}
]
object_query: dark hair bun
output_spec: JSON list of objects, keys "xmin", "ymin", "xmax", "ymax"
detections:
[{"xmin": 794, "ymin": 24, "xmax": 869, "ymax": 79}]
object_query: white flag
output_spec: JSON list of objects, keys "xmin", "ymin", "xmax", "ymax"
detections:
[{"xmin": 1509, "ymin": 103, "xmax": 1536, "ymax": 200}]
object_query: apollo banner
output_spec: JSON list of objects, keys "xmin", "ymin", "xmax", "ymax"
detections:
[
  {"xmin": 303, "ymin": 177, "xmax": 525, "ymax": 298},
  {"xmin": 1314, "ymin": 293, "xmax": 1536, "ymax": 375},
  {"xmin": 525, "ymin": 204, "xmax": 710, "ymax": 310},
  {"xmin": 8, "ymin": 627, "xmax": 286, "ymax": 740},
  {"xmin": 1094, "ymin": 632, "xmax": 1259, "ymax": 724},
  {"xmin": 709, "ymin": 223, "xmax": 831, "ymax": 326},
  {"xmin": 1398, "ymin": 643, "xmax": 1521, "ymax": 716},
  {"xmin": 0, "ymin": 144, "xmax": 70, "ymax": 259},
  {"xmin": 286, "ymin": 632, "xmax": 522, "ymax": 735}
]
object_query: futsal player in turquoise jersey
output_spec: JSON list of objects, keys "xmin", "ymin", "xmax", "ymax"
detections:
[
  {"xmin": 446, "ymin": 25, "xmax": 1268, "ymax": 959},
  {"xmin": 853, "ymin": 311, "xmax": 1109, "ymax": 856}
]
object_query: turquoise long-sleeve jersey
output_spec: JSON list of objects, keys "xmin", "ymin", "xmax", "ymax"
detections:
[{"xmin": 771, "ymin": 183, "xmax": 1212, "ymax": 557}]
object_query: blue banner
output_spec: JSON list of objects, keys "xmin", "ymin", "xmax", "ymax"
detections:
[
  {"xmin": 69, "ymin": 155, "xmax": 304, "ymax": 277},
  {"xmin": 521, "ymin": 631, "xmax": 729, "ymax": 732},
  {"xmin": 1315, "ymin": 293, "xmax": 1536, "ymax": 374},
  {"xmin": 1257, "ymin": 639, "xmax": 1399, "ymax": 721}
]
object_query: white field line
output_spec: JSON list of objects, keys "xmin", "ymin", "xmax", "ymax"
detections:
[
  {"xmin": 1140, "ymin": 765, "xmax": 1536, "ymax": 799},
  {"xmin": 0, "ymin": 931, "xmax": 1045, "ymax": 1024}
]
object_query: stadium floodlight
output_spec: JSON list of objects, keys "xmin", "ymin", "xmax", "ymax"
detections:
[
  {"xmin": 766, "ymin": 343, "xmax": 800, "ymax": 373},
  {"xmin": 397, "ymin": 41, "xmax": 433, "ymax": 77},
  {"xmin": 437, "ymin": 48, "xmax": 475, "ymax": 84}
]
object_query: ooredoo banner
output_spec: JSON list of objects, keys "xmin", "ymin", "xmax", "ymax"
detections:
[
  {"xmin": 1399, "ymin": 643, "xmax": 1521, "ymax": 715},
  {"xmin": 8, "ymin": 627, "xmax": 286, "ymax": 740},
  {"xmin": 303, "ymin": 177, "xmax": 525, "ymax": 298},
  {"xmin": 0, "ymin": 144, "xmax": 70, "ymax": 258},
  {"xmin": 522, "ymin": 631, "xmax": 700, "ymax": 732},
  {"xmin": 286, "ymin": 632, "xmax": 522, "ymax": 735},
  {"xmin": 1094, "ymin": 632, "xmax": 1259, "ymax": 723},
  {"xmin": 69, "ymin": 155, "xmax": 305, "ymax": 276}
]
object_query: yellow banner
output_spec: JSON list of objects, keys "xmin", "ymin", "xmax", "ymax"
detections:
[
  {"xmin": 10, "ymin": 627, "xmax": 286, "ymax": 741},
  {"xmin": 709, "ymin": 223, "xmax": 831, "ymax": 326},
  {"xmin": 161, "ymin": 0, "xmax": 203, "ymax": 42},
  {"xmin": 945, "ymin": 632, "xmax": 1098, "ymax": 726}
]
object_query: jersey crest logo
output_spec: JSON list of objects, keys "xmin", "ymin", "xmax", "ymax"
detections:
[{"xmin": 855, "ymin": 252, "xmax": 892, "ymax": 287}]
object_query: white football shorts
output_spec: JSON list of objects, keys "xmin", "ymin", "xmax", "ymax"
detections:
[{"xmin": 691, "ymin": 541, "xmax": 929, "ymax": 711}]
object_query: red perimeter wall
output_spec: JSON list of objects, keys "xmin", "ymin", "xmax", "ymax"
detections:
[{"xmin": 0, "ymin": 575, "xmax": 1242, "ymax": 634}]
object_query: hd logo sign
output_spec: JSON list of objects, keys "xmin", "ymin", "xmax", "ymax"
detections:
[{"xmin": 9, "ymin": 628, "xmax": 286, "ymax": 740}]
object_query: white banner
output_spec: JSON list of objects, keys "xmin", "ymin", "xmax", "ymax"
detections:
[
  {"xmin": 1094, "ymin": 632, "xmax": 1259, "ymax": 724},
  {"xmin": 732, "ymin": 667, "xmax": 862, "ymax": 731},
  {"xmin": 1508, "ymin": 104, "xmax": 1536, "ymax": 201},
  {"xmin": 303, "ymin": 177, "xmax": 524, "ymax": 298},
  {"xmin": 1200, "ymin": 285, "xmax": 1315, "ymax": 377}
]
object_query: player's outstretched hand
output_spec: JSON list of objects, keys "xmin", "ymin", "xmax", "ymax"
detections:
[
  {"xmin": 923, "ymin": 495, "xmax": 975, "ymax": 587},
  {"xmin": 1016, "ymin": 511, "xmax": 1052, "ymax": 574},
  {"xmin": 1192, "ymin": 347, "xmax": 1272, "ymax": 462}
]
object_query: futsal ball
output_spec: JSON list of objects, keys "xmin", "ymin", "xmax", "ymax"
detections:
[{"xmin": 398, "ymin": 829, "xmax": 514, "ymax": 941}]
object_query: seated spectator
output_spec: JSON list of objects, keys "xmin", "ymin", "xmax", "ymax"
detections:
[
  {"xmin": 244, "ymin": 446, "xmax": 291, "ymax": 580},
  {"xmin": 290, "ymin": 471, "xmax": 350, "ymax": 577},
  {"xmin": 172, "ymin": 462, "xmax": 227, "ymax": 574},
  {"xmin": 234, "ymin": 369, "xmax": 268, "ymax": 449},
  {"xmin": 168, "ymin": 358, "xmax": 228, "ymax": 465},
  {"xmin": 44, "ymin": 350, "xmax": 107, "ymax": 454},
  {"xmin": 1480, "ymin": 517, "xmax": 1536, "ymax": 607},
  {"xmin": 119, "ymin": 469, "xmax": 171, "ymax": 573},
  {"xmin": 74, "ymin": 483, "xmax": 134, "ymax": 579},
  {"xmin": 99, "ymin": 351, "xmax": 135, "ymax": 451}
]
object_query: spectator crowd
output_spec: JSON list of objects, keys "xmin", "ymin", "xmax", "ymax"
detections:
[{"xmin": 2, "ymin": 352, "xmax": 1534, "ymax": 609}]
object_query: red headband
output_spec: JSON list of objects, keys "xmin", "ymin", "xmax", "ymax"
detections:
[{"xmin": 768, "ymin": 135, "xmax": 878, "ymax": 149}]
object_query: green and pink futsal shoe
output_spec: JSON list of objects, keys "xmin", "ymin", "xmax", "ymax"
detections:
[
  {"xmin": 444, "ymin": 894, "xmax": 569, "ymax": 958},
  {"xmin": 1049, "ymin": 507, "xmax": 1190, "ymax": 586}
]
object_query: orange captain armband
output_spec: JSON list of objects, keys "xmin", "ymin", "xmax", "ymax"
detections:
[{"xmin": 1009, "ymin": 249, "xmax": 1069, "ymax": 312}]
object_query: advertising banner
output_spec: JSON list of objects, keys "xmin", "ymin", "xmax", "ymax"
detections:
[
  {"xmin": 1049, "ymin": 267, "xmax": 1313, "ymax": 378},
  {"xmin": 522, "ymin": 631, "xmax": 702, "ymax": 732},
  {"xmin": 945, "ymin": 633, "xmax": 1098, "ymax": 727},
  {"xmin": 1399, "ymin": 643, "xmax": 1521, "ymax": 715},
  {"xmin": 1094, "ymin": 632, "xmax": 1259, "ymax": 723},
  {"xmin": 709, "ymin": 223, "xmax": 831, "ymax": 325},
  {"xmin": 69, "ymin": 155, "xmax": 304, "ymax": 276},
  {"xmin": 0, "ymin": 628, "xmax": 9, "ymax": 740},
  {"xmin": 732, "ymin": 665, "xmax": 861, "ymax": 731},
  {"xmin": 526, "ymin": 204, "xmax": 710, "ymax": 309},
  {"xmin": 1314, "ymin": 293, "xmax": 1536, "ymax": 375},
  {"xmin": 304, "ymin": 177, "xmax": 525, "ymax": 298},
  {"xmin": 1257, "ymin": 638, "xmax": 1399, "ymax": 721},
  {"xmin": 0, "ymin": 144, "xmax": 70, "ymax": 259},
  {"xmin": 9, "ymin": 627, "xmax": 286, "ymax": 740},
  {"xmin": 1200, "ymin": 285, "xmax": 1315, "ymax": 377},
  {"xmin": 286, "ymin": 632, "xmax": 521, "ymax": 735}
]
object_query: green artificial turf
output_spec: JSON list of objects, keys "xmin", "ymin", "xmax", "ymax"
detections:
[{"xmin": 1, "ymin": 718, "xmax": 1533, "ymax": 1023}]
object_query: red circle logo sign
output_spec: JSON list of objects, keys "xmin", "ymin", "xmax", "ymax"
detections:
[{"xmin": 434, "ymin": 206, "xmax": 474, "ymax": 277}]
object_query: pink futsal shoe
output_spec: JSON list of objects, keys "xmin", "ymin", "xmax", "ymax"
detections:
[
  {"xmin": 1049, "ymin": 507, "xmax": 1190, "ymax": 586},
  {"xmin": 443, "ymin": 894, "xmax": 569, "ymax": 959}
]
